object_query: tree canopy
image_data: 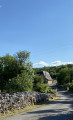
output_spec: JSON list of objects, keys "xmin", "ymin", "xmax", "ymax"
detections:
[{"xmin": 0, "ymin": 51, "xmax": 33, "ymax": 92}]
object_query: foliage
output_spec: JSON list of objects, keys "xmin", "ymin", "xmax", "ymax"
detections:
[
  {"xmin": 34, "ymin": 66, "xmax": 57, "ymax": 79},
  {"xmin": 14, "ymin": 51, "xmax": 30, "ymax": 73},
  {"xmin": 0, "ymin": 51, "xmax": 33, "ymax": 92},
  {"xmin": 34, "ymin": 64, "xmax": 73, "ymax": 85},
  {"xmin": 0, "ymin": 54, "xmax": 18, "ymax": 91},
  {"xmin": 0, "ymin": 50, "xmax": 54, "ymax": 93},
  {"xmin": 67, "ymin": 80, "xmax": 73, "ymax": 91},
  {"xmin": 33, "ymin": 75, "xmax": 49, "ymax": 93},
  {"xmin": 6, "ymin": 70, "xmax": 33, "ymax": 92},
  {"xmin": 57, "ymin": 68, "xmax": 69, "ymax": 85},
  {"xmin": 47, "ymin": 89, "xmax": 56, "ymax": 93},
  {"xmin": 1, "ymin": 50, "xmax": 73, "ymax": 93}
]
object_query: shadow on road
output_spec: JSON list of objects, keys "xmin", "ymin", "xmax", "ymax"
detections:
[
  {"xmin": 21, "ymin": 107, "xmax": 73, "ymax": 120},
  {"xmin": 21, "ymin": 89, "xmax": 73, "ymax": 120},
  {"xmin": 38, "ymin": 112, "xmax": 73, "ymax": 120}
]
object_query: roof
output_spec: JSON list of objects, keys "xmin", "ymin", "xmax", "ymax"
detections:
[{"xmin": 43, "ymin": 71, "xmax": 52, "ymax": 81}]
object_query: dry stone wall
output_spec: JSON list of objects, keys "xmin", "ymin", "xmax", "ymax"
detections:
[{"xmin": 0, "ymin": 91, "xmax": 56, "ymax": 114}]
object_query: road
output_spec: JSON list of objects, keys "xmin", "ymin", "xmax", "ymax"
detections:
[{"xmin": 1, "ymin": 91, "xmax": 73, "ymax": 120}]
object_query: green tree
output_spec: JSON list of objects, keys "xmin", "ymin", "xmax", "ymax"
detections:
[
  {"xmin": 6, "ymin": 70, "xmax": 33, "ymax": 92},
  {"xmin": 14, "ymin": 51, "xmax": 30, "ymax": 74},
  {"xmin": 0, "ymin": 54, "xmax": 18, "ymax": 91},
  {"xmin": 69, "ymin": 68, "xmax": 73, "ymax": 82},
  {"xmin": 33, "ymin": 75, "xmax": 48, "ymax": 93},
  {"xmin": 57, "ymin": 68, "xmax": 69, "ymax": 85},
  {"xmin": 0, "ymin": 51, "xmax": 33, "ymax": 92}
]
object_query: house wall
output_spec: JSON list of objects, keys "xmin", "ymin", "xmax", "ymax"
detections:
[
  {"xmin": 48, "ymin": 80, "xmax": 53, "ymax": 85},
  {"xmin": 42, "ymin": 73, "xmax": 53, "ymax": 85},
  {"xmin": 37, "ymin": 71, "xmax": 53, "ymax": 85}
]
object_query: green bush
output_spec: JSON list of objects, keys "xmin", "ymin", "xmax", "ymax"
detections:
[
  {"xmin": 67, "ymin": 80, "xmax": 73, "ymax": 91},
  {"xmin": 47, "ymin": 89, "xmax": 56, "ymax": 93},
  {"xmin": 6, "ymin": 70, "xmax": 33, "ymax": 92},
  {"xmin": 33, "ymin": 75, "xmax": 55, "ymax": 93},
  {"xmin": 35, "ymin": 83, "xmax": 48, "ymax": 93}
]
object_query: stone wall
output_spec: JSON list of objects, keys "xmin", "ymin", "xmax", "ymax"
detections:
[{"xmin": 0, "ymin": 91, "xmax": 56, "ymax": 114}]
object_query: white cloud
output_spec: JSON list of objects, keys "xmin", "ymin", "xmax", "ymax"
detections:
[
  {"xmin": 50, "ymin": 61, "xmax": 73, "ymax": 66},
  {"xmin": 33, "ymin": 61, "xmax": 49, "ymax": 68},
  {"xmin": 33, "ymin": 60, "xmax": 73, "ymax": 68}
]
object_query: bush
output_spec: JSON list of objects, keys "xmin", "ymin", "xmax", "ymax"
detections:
[
  {"xmin": 57, "ymin": 68, "xmax": 69, "ymax": 85},
  {"xmin": 67, "ymin": 80, "xmax": 73, "ymax": 91},
  {"xmin": 33, "ymin": 75, "xmax": 54, "ymax": 93},
  {"xmin": 35, "ymin": 83, "xmax": 49, "ymax": 93},
  {"xmin": 47, "ymin": 89, "xmax": 56, "ymax": 93},
  {"xmin": 6, "ymin": 70, "xmax": 33, "ymax": 92}
]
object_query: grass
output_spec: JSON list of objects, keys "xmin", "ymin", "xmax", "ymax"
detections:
[
  {"xmin": 0, "ymin": 105, "xmax": 41, "ymax": 119},
  {"xmin": 0, "ymin": 96, "xmax": 59, "ymax": 119}
]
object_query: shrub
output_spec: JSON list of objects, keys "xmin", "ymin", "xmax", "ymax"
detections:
[
  {"xmin": 6, "ymin": 70, "xmax": 33, "ymax": 92},
  {"xmin": 67, "ymin": 80, "xmax": 73, "ymax": 91}
]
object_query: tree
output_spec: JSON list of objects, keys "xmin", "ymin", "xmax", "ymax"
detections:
[
  {"xmin": 0, "ymin": 51, "xmax": 33, "ymax": 92},
  {"xmin": 14, "ymin": 51, "xmax": 30, "ymax": 65},
  {"xmin": 57, "ymin": 68, "xmax": 69, "ymax": 85},
  {"xmin": 14, "ymin": 51, "xmax": 30, "ymax": 73},
  {"xmin": 33, "ymin": 75, "xmax": 49, "ymax": 93},
  {"xmin": 6, "ymin": 70, "xmax": 33, "ymax": 92},
  {"xmin": 0, "ymin": 54, "xmax": 18, "ymax": 91}
]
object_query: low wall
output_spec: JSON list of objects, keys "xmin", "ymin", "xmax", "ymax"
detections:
[{"xmin": 0, "ymin": 91, "xmax": 56, "ymax": 114}]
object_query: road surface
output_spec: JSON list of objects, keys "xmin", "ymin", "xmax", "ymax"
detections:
[{"xmin": 1, "ymin": 91, "xmax": 73, "ymax": 120}]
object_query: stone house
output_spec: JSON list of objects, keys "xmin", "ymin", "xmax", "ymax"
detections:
[
  {"xmin": 43, "ymin": 71, "xmax": 53, "ymax": 85},
  {"xmin": 37, "ymin": 71, "xmax": 53, "ymax": 85}
]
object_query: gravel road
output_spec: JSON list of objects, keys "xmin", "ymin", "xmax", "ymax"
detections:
[{"xmin": 1, "ymin": 91, "xmax": 73, "ymax": 120}]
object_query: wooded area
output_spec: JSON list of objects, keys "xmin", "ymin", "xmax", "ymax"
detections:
[
  {"xmin": 0, "ymin": 51, "xmax": 53, "ymax": 93},
  {"xmin": 0, "ymin": 50, "xmax": 73, "ymax": 93},
  {"xmin": 34, "ymin": 64, "xmax": 73, "ymax": 91}
]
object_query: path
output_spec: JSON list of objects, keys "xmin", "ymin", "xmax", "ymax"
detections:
[{"xmin": 1, "ymin": 91, "xmax": 73, "ymax": 120}]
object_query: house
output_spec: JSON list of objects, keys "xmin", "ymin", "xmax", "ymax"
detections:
[
  {"xmin": 43, "ymin": 71, "xmax": 53, "ymax": 85},
  {"xmin": 37, "ymin": 71, "xmax": 53, "ymax": 85}
]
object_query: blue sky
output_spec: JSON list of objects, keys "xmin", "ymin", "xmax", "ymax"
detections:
[{"xmin": 0, "ymin": 0, "xmax": 73, "ymax": 67}]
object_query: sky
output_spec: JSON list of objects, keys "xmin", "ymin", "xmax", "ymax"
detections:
[{"xmin": 0, "ymin": 0, "xmax": 73, "ymax": 67}]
